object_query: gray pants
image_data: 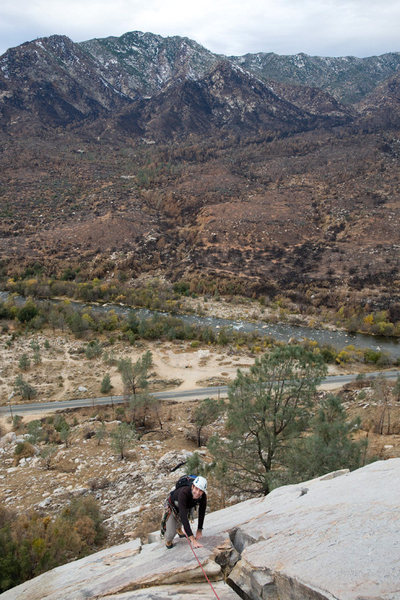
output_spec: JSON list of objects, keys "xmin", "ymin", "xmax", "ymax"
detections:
[{"xmin": 165, "ymin": 511, "xmax": 181, "ymax": 543}]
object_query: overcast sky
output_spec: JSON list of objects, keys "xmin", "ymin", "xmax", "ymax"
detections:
[{"xmin": 1, "ymin": 0, "xmax": 399, "ymax": 58}]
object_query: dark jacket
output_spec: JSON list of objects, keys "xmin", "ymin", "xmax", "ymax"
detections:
[{"xmin": 170, "ymin": 485, "xmax": 207, "ymax": 538}]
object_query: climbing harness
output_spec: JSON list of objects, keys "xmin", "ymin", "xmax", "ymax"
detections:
[{"xmin": 182, "ymin": 529, "xmax": 221, "ymax": 600}]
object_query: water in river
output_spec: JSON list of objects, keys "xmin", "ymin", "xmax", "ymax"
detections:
[{"xmin": 1, "ymin": 291, "xmax": 399, "ymax": 358}]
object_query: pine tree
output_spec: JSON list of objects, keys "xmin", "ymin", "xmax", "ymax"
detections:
[
  {"xmin": 287, "ymin": 394, "xmax": 367, "ymax": 481},
  {"xmin": 208, "ymin": 345, "xmax": 327, "ymax": 495}
]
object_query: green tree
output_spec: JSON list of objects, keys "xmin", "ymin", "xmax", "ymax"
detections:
[
  {"xmin": 59, "ymin": 423, "xmax": 71, "ymax": 447},
  {"xmin": 95, "ymin": 422, "xmax": 107, "ymax": 446},
  {"xmin": 372, "ymin": 374, "xmax": 392, "ymax": 434},
  {"xmin": 287, "ymin": 394, "xmax": 367, "ymax": 482},
  {"xmin": 208, "ymin": 345, "xmax": 327, "ymax": 496},
  {"xmin": 30, "ymin": 341, "xmax": 42, "ymax": 365},
  {"xmin": 100, "ymin": 373, "xmax": 112, "ymax": 394},
  {"xmin": 118, "ymin": 351, "xmax": 153, "ymax": 424},
  {"xmin": 14, "ymin": 375, "xmax": 37, "ymax": 400},
  {"xmin": 0, "ymin": 498, "xmax": 105, "ymax": 593},
  {"xmin": 130, "ymin": 391, "xmax": 162, "ymax": 429},
  {"xmin": 18, "ymin": 353, "xmax": 30, "ymax": 371},
  {"xmin": 110, "ymin": 422, "xmax": 136, "ymax": 460},
  {"xmin": 193, "ymin": 396, "xmax": 224, "ymax": 447}
]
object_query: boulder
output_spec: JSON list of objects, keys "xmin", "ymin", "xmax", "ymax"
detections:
[{"xmin": 156, "ymin": 450, "xmax": 193, "ymax": 473}]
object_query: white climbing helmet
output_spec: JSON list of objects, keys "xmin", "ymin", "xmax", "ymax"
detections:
[{"xmin": 193, "ymin": 476, "xmax": 207, "ymax": 492}]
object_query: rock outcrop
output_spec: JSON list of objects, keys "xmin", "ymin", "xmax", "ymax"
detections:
[{"xmin": 2, "ymin": 459, "xmax": 399, "ymax": 600}]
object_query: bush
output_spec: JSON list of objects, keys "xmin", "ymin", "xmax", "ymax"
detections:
[
  {"xmin": 14, "ymin": 441, "xmax": 35, "ymax": 465},
  {"xmin": 85, "ymin": 340, "xmax": 103, "ymax": 359},
  {"xmin": 100, "ymin": 374, "xmax": 112, "ymax": 394},
  {"xmin": 0, "ymin": 497, "xmax": 105, "ymax": 592},
  {"xmin": 18, "ymin": 353, "xmax": 30, "ymax": 371},
  {"xmin": 17, "ymin": 300, "xmax": 38, "ymax": 323},
  {"xmin": 26, "ymin": 420, "xmax": 43, "ymax": 444},
  {"xmin": 14, "ymin": 375, "xmax": 37, "ymax": 400}
]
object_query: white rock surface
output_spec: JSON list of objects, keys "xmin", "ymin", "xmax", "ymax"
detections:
[
  {"xmin": 227, "ymin": 459, "xmax": 400, "ymax": 600},
  {"xmin": 1, "ymin": 459, "xmax": 399, "ymax": 600},
  {"xmin": 156, "ymin": 449, "xmax": 193, "ymax": 472},
  {"xmin": 0, "ymin": 432, "xmax": 16, "ymax": 447}
]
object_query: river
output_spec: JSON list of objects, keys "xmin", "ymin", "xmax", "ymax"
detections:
[{"xmin": 1, "ymin": 291, "xmax": 399, "ymax": 358}]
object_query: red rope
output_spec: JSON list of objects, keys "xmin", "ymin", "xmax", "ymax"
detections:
[{"xmin": 183, "ymin": 531, "xmax": 221, "ymax": 600}]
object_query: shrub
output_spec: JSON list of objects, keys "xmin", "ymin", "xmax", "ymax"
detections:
[
  {"xmin": 0, "ymin": 498, "xmax": 105, "ymax": 593},
  {"xmin": 18, "ymin": 354, "xmax": 30, "ymax": 371},
  {"xmin": 27, "ymin": 420, "xmax": 43, "ymax": 444},
  {"xmin": 14, "ymin": 441, "xmax": 35, "ymax": 465},
  {"xmin": 14, "ymin": 375, "xmax": 37, "ymax": 400},
  {"xmin": 100, "ymin": 374, "xmax": 112, "ymax": 394},
  {"xmin": 17, "ymin": 300, "xmax": 38, "ymax": 323},
  {"xmin": 85, "ymin": 340, "xmax": 103, "ymax": 359}
]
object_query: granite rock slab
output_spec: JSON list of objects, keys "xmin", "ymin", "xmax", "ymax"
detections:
[
  {"xmin": 228, "ymin": 459, "xmax": 400, "ymax": 600},
  {"xmin": 2, "ymin": 459, "xmax": 400, "ymax": 600}
]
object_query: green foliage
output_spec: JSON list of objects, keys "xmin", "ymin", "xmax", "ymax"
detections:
[
  {"xmin": 110, "ymin": 422, "xmax": 136, "ymax": 460},
  {"xmin": 27, "ymin": 420, "xmax": 43, "ymax": 444},
  {"xmin": 173, "ymin": 281, "xmax": 191, "ymax": 296},
  {"xmin": 364, "ymin": 348, "xmax": 388, "ymax": 365},
  {"xmin": 59, "ymin": 423, "xmax": 71, "ymax": 447},
  {"xmin": 14, "ymin": 375, "xmax": 37, "ymax": 400},
  {"xmin": 208, "ymin": 345, "xmax": 327, "ymax": 495},
  {"xmin": 85, "ymin": 340, "xmax": 103, "ymax": 359},
  {"xmin": 286, "ymin": 395, "xmax": 367, "ymax": 482},
  {"xmin": 118, "ymin": 351, "xmax": 153, "ymax": 399},
  {"xmin": 95, "ymin": 422, "xmax": 107, "ymax": 445},
  {"xmin": 40, "ymin": 444, "xmax": 58, "ymax": 469},
  {"xmin": 117, "ymin": 351, "xmax": 159, "ymax": 427},
  {"xmin": 192, "ymin": 397, "xmax": 224, "ymax": 447},
  {"xmin": 18, "ymin": 353, "xmax": 30, "ymax": 371},
  {"xmin": 0, "ymin": 498, "xmax": 105, "ymax": 592},
  {"xmin": 33, "ymin": 349, "xmax": 41, "ymax": 365},
  {"xmin": 53, "ymin": 415, "xmax": 69, "ymax": 433},
  {"xmin": 100, "ymin": 373, "xmax": 112, "ymax": 394},
  {"xmin": 185, "ymin": 451, "xmax": 212, "ymax": 477},
  {"xmin": 66, "ymin": 311, "xmax": 88, "ymax": 338},
  {"xmin": 17, "ymin": 300, "xmax": 39, "ymax": 323},
  {"xmin": 12, "ymin": 415, "xmax": 23, "ymax": 431}
]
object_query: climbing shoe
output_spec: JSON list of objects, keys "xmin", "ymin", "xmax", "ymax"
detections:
[
  {"xmin": 165, "ymin": 541, "xmax": 174, "ymax": 550},
  {"xmin": 177, "ymin": 528, "xmax": 185, "ymax": 538}
]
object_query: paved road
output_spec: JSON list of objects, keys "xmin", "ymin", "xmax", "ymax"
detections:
[{"xmin": 1, "ymin": 370, "xmax": 399, "ymax": 417}]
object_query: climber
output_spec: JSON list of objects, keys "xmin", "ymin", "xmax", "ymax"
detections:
[{"xmin": 162, "ymin": 475, "xmax": 207, "ymax": 550}]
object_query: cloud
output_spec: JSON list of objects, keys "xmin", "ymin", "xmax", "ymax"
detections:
[{"xmin": 0, "ymin": 0, "xmax": 399, "ymax": 57}]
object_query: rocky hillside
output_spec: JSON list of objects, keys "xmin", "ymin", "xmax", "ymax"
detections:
[
  {"xmin": 0, "ymin": 31, "xmax": 400, "ymax": 312},
  {"xmin": 233, "ymin": 51, "xmax": 400, "ymax": 104}
]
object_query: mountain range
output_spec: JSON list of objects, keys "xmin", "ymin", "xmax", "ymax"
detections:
[
  {"xmin": 0, "ymin": 32, "xmax": 399, "ymax": 313},
  {"xmin": 1, "ymin": 32, "xmax": 400, "ymax": 135}
]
